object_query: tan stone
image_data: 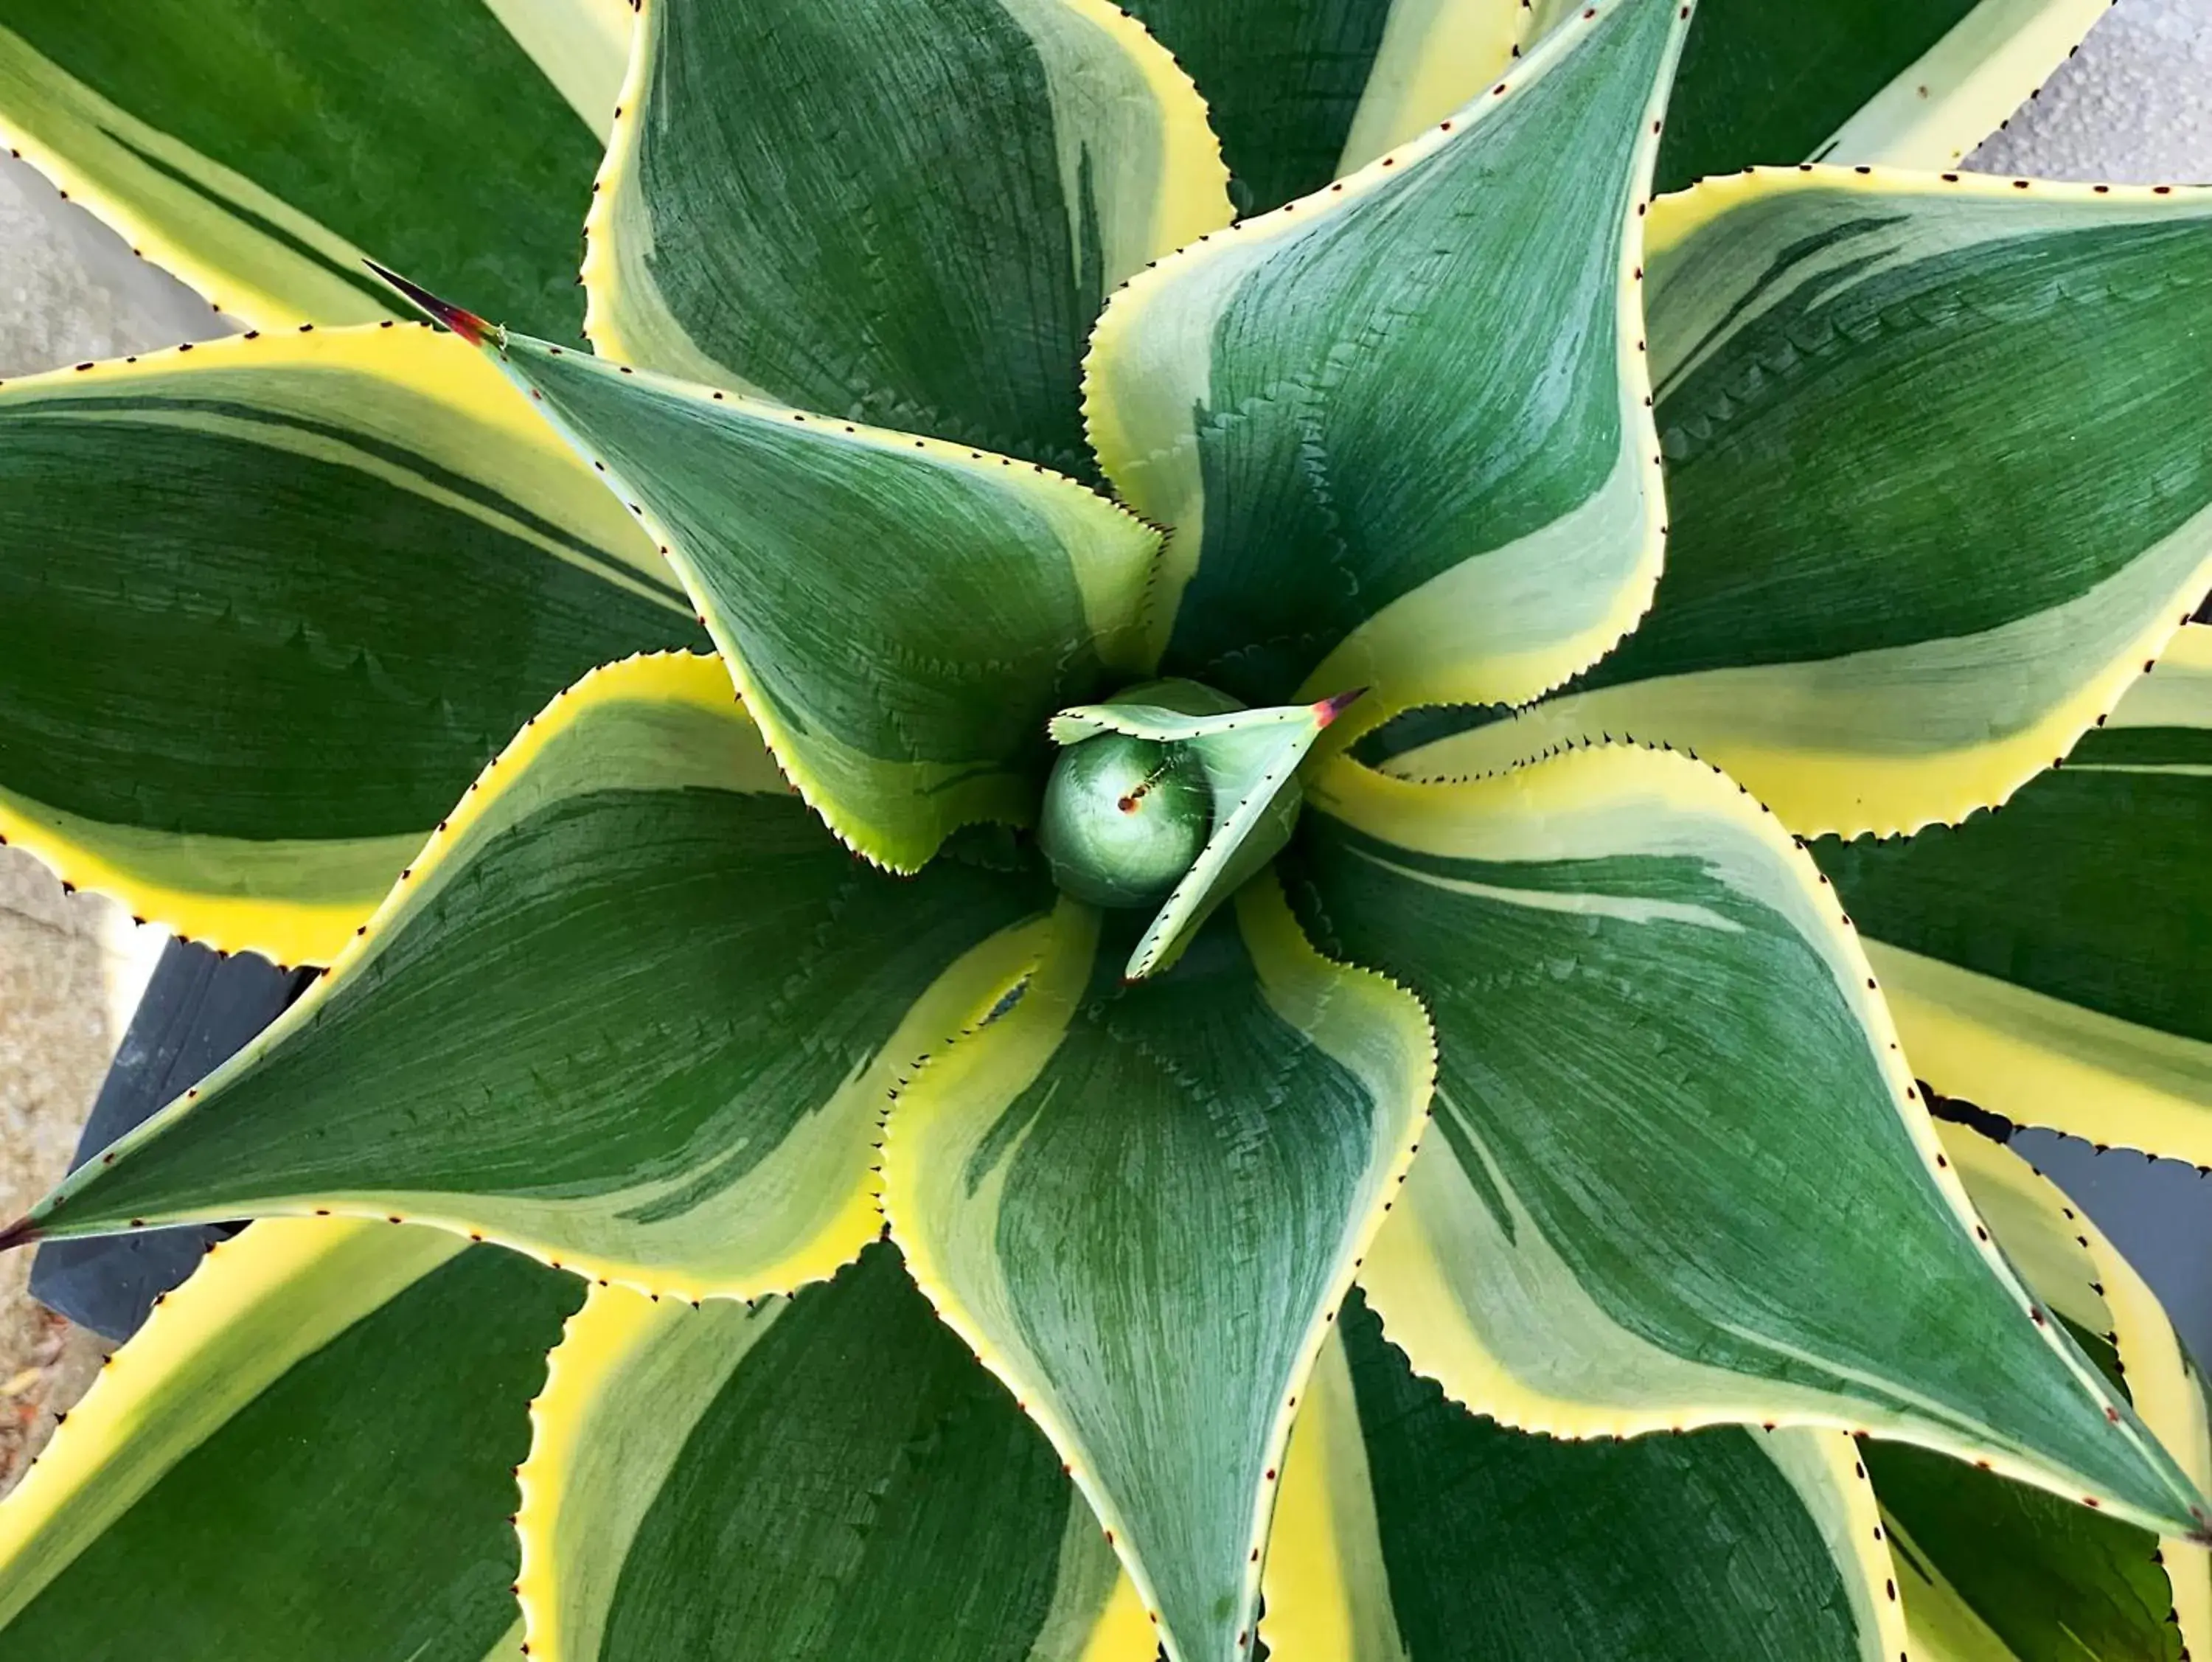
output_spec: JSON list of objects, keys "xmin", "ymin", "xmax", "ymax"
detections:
[{"xmin": 0, "ymin": 848, "xmax": 120, "ymax": 1495}]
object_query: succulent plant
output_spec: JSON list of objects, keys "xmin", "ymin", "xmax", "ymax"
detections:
[{"xmin": 0, "ymin": 0, "xmax": 2208, "ymax": 1658}]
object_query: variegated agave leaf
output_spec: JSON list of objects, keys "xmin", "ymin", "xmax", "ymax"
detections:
[{"xmin": 1, "ymin": 1, "xmax": 2207, "ymax": 1661}]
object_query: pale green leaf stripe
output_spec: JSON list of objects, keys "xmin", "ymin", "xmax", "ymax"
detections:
[
  {"xmin": 1524, "ymin": 0, "xmax": 1585, "ymax": 30},
  {"xmin": 1085, "ymin": 0, "xmax": 1684, "ymax": 729},
  {"xmin": 1809, "ymin": 0, "xmax": 2109, "ymax": 172},
  {"xmin": 1865, "ymin": 1126, "xmax": 2201, "ymax": 1662},
  {"xmin": 0, "ymin": 0, "xmax": 617, "ymax": 332},
  {"xmin": 1335, "ymin": 0, "xmax": 1540, "ymax": 176},
  {"xmin": 0, "ymin": 1218, "xmax": 579, "ymax": 1656},
  {"xmin": 1873, "ymin": 1445, "xmax": 2180, "ymax": 1662},
  {"xmin": 0, "ymin": 324, "xmax": 698, "ymax": 967},
  {"xmin": 1391, "ymin": 170, "xmax": 2212, "ymax": 840},
  {"xmin": 1048, "ymin": 682, "xmax": 1340, "ymax": 979},
  {"xmin": 583, "ymin": 0, "xmax": 1229, "ymax": 476},
  {"xmin": 518, "ymin": 1242, "xmax": 1148, "ymax": 1662},
  {"xmin": 1128, "ymin": 0, "xmax": 2101, "ymax": 220},
  {"xmin": 1292, "ymin": 745, "xmax": 2209, "ymax": 1537},
  {"xmin": 12, "ymin": 654, "xmax": 1051, "ymax": 1299},
  {"xmin": 490, "ymin": 332, "xmax": 1161, "ymax": 872},
  {"xmin": 884, "ymin": 883, "xmax": 1434, "ymax": 1662},
  {"xmin": 1655, "ymin": 0, "xmax": 2106, "ymax": 188},
  {"xmin": 480, "ymin": 0, "xmax": 630, "ymax": 136},
  {"xmin": 1265, "ymin": 1303, "xmax": 1903, "ymax": 1661},
  {"xmin": 1815, "ymin": 626, "xmax": 2212, "ymax": 1167}
]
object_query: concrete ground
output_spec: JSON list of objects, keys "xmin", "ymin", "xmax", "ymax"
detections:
[
  {"xmin": 0, "ymin": 0, "xmax": 2208, "ymax": 1497},
  {"xmin": 0, "ymin": 862, "xmax": 142, "ymax": 1487}
]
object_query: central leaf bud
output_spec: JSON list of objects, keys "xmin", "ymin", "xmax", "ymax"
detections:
[
  {"xmin": 1039, "ymin": 731, "xmax": 1211, "ymax": 909},
  {"xmin": 1037, "ymin": 678, "xmax": 1360, "ymax": 978}
]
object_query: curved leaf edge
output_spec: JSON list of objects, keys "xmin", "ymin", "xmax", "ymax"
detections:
[
  {"xmin": 1871, "ymin": 952, "xmax": 2212, "ymax": 1175},
  {"xmin": 0, "ymin": 650, "xmax": 905, "ymax": 1307},
  {"xmin": 1815, "ymin": 0, "xmax": 2113, "ymax": 173},
  {"xmin": 1079, "ymin": 0, "xmax": 1688, "ymax": 726},
  {"xmin": 2068, "ymin": 1161, "xmax": 2212, "ymax": 1655},
  {"xmin": 0, "ymin": 1217, "xmax": 472, "ymax": 1619},
  {"xmin": 878, "ymin": 882, "xmax": 1438, "ymax": 1662},
  {"xmin": 1775, "ymin": 1425, "xmax": 1918, "ymax": 1662},
  {"xmin": 574, "ymin": 0, "xmax": 661, "ymax": 364},
  {"xmin": 1923, "ymin": 1122, "xmax": 2211, "ymax": 1652},
  {"xmin": 515, "ymin": 1278, "xmax": 703, "ymax": 1662},
  {"xmin": 515, "ymin": 1256, "xmax": 1166, "ymax": 1662},
  {"xmin": 1856, "ymin": 630, "xmax": 2212, "ymax": 1173},
  {"xmin": 1330, "ymin": 738, "xmax": 2211, "ymax": 1541},
  {"xmin": 1380, "ymin": 164, "xmax": 2212, "ymax": 841},
  {"xmin": 0, "ymin": 121, "xmax": 266, "ymax": 328},
  {"xmin": 0, "ymin": 788, "xmax": 345, "ymax": 973}
]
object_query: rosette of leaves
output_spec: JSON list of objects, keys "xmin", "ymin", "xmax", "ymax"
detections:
[{"xmin": 0, "ymin": 1, "xmax": 2208, "ymax": 1659}]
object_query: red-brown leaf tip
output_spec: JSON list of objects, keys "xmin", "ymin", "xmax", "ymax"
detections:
[
  {"xmin": 0, "ymin": 1216, "xmax": 43, "ymax": 1254},
  {"xmin": 1313, "ymin": 686, "xmax": 1369, "ymax": 726},
  {"xmin": 363, "ymin": 260, "xmax": 496, "ymax": 347}
]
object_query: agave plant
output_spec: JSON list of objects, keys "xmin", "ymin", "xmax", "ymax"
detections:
[{"xmin": 1, "ymin": 0, "xmax": 2209, "ymax": 1657}]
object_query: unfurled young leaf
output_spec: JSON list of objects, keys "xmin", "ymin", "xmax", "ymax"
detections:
[{"xmin": 1044, "ymin": 680, "xmax": 1361, "ymax": 977}]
